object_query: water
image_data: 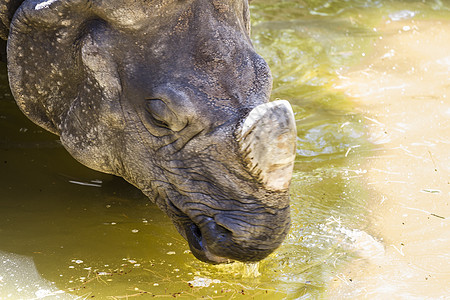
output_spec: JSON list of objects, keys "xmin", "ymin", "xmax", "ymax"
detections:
[{"xmin": 1, "ymin": 0, "xmax": 449, "ymax": 298}]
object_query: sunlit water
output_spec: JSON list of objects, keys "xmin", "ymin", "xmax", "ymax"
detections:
[{"xmin": 1, "ymin": 0, "xmax": 449, "ymax": 299}]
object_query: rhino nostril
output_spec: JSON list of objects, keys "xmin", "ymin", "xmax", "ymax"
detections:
[
  {"xmin": 187, "ymin": 223, "xmax": 203, "ymax": 251},
  {"xmin": 191, "ymin": 223, "xmax": 202, "ymax": 240},
  {"xmin": 185, "ymin": 221, "xmax": 230, "ymax": 264}
]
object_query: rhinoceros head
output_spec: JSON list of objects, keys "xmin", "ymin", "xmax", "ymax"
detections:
[{"xmin": 4, "ymin": 0, "xmax": 297, "ymax": 263}]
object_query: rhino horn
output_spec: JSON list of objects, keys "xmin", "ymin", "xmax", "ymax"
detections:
[{"xmin": 238, "ymin": 100, "xmax": 297, "ymax": 191}]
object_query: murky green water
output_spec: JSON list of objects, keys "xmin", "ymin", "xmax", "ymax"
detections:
[{"xmin": 1, "ymin": 1, "xmax": 449, "ymax": 299}]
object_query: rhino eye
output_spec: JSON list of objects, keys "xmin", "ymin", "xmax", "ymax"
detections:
[{"xmin": 145, "ymin": 99, "xmax": 172, "ymax": 129}]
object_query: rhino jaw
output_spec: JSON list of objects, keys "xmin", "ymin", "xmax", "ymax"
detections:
[{"xmin": 238, "ymin": 100, "xmax": 297, "ymax": 191}]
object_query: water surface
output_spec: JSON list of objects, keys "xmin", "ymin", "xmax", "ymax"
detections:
[{"xmin": 1, "ymin": 0, "xmax": 449, "ymax": 299}]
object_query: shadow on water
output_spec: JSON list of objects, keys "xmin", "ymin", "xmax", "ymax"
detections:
[{"xmin": 1, "ymin": 0, "xmax": 449, "ymax": 299}]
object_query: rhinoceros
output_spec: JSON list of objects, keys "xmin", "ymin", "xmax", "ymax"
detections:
[{"xmin": 0, "ymin": 0, "xmax": 297, "ymax": 263}]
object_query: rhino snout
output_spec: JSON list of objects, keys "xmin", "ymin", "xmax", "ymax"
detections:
[{"xmin": 184, "ymin": 207, "xmax": 290, "ymax": 264}]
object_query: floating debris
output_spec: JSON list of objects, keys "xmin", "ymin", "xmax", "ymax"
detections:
[
  {"xmin": 68, "ymin": 180, "xmax": 102, "ymax": 188},
  {"xmin": 430, "ymin": 214, "xmax": 445, "ymax": 219},
  {"xmin": 97, "ymin": 272, "xmax": 110, "ymax": 276},
  {"xmin": 72, "ymin": 260, "xmax": 83, "ymax": 264},
  {"xmin": 188, "ymin": 276, "xmax": 221, "ymax": 288},
  {"xmin": 421, "ymin": 189, "xmax": 441, "ymax": 194},
  {"xmin": 388, "ymin": 10, "xmax": 415, "ymax": 21}
]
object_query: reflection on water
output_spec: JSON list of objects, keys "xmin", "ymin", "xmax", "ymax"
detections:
[
  {"xmin": 1, "ymin": 0, "xmax": 449, "ymax": 298},
  {"xmin": 0, "ymin": 251, "xmax": 71, "ymax": 299}
]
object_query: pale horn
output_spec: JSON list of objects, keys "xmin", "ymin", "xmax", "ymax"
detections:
[{"xmin": 237, "ymin": 100, "xmax": 297, "ymax": 191}]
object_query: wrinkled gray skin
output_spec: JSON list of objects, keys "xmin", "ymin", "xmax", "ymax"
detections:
[{"xmin": 0, "ymin": 0, "xmax": 297, "ymax": 263}]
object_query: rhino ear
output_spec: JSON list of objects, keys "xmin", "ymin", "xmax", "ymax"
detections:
[
  {"xmin": 7, "ymin": 0, "xmax": 128, "ymax": 174},
  {"xmin": 7, "ymin": 0, "xmax": 92, "ymax": 134},
  {"xmin": 7, "ymin": 0, "xmax": 149, "ymax": 135},
  {"xmin": 0, "ymin": 0, "xmax": 23, "ymax": 40}
]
